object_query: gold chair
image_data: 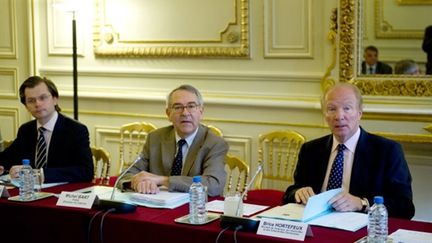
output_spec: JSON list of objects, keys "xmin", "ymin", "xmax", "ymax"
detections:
[
  {"xmin": 255, "ymin": 130, "xmax": 305, "ymax": 191},
  {"xmin": 205, "ymin": 124, "xmax": 224, "ymax": 137},
  {"xmin": 91, "ymin": 146, "xmax": 111, "ymax": 185},
  {"xmin": 118, "ymin": 122, "xmax": 157, "ymax": 174},
  {"xmin": 224, "ymin": 154, "xmax": 250, "ymax": 197}
]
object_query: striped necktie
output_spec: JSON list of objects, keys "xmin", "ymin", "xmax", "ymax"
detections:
[
  {"xmin": 327, "ymin": 144, "xmax": 346, "ymax": 190},
  {"xmin": 35, "ymin": 127, "xmax": 48, "ymax": 169},
  {"xmin": 170, "ymin": 139, "xmax": 186, "ymax": 176}
]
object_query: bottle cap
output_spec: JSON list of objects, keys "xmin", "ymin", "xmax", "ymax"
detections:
[
  {"xmin": 374, "ymin": 196, "xmax": 384, "ymax": 204},
  {"xmin": 22, "ymin": 159, "xmax": 30, "ymax": 165},
  {"xmin": 192, "ymin": 176, "xmax": 201, "ymax": 183}
]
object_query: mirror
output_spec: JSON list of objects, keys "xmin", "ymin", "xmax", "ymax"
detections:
[{"xmin": 338, "ymin": 0, "xmax": 432, "ymax": 96}]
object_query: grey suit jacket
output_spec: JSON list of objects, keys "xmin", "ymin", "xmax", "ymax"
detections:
[{"xmin": 121, "ymin": 124, "xmax": 228, "ymax": 196}]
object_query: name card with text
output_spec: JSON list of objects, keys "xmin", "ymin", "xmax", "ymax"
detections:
[
  {"xmin": 257, "ymin": 218, "xmax": 313, "ymax": 241},
  {"xmin": 56, "ymin": 192, "xmax": 96, "ymax": 209}
]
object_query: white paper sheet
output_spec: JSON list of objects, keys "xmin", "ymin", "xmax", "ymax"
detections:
[{"xmin": 206, "ymin": 199, "xmax": 269, "ymax": 216}]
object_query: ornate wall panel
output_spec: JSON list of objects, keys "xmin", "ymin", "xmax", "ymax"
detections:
[
  {"xmin": 0, "ymin": 0, "xmax": 17, "ymax": 58},
  {"xmin": 93, "ymin": 0, "xmax": 249, "ymax": 57},
  {"xmin": 0, "ymin": 68, "xmax": 18, "ymax": 98},
  {"xmin": 0, "ymin": 107, "xmax": 19, "ymax": 139},
  {"xmin": 46, "ymin": 0, "xmax": 85, "ymax": 56},
  {"xmin": 264, "ymin": 0, "xmax": 313, "ymax": 58}
]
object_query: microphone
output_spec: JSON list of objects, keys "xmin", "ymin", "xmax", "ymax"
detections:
[
  {"xmin": 95, "ymin": 154, "xmax": 144, "ymax": 213},
  {"xmin": 220, "ymin": 164, "xmax": 264, "ymax": 232}
]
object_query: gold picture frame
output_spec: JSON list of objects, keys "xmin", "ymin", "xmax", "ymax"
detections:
[
  {"xmin": 93, "ymin": 0, "xmax": 249, "ymax": 57},
  {"xmin": 338, "ymin": 0, "xmax": 432, "ymax": 96}
]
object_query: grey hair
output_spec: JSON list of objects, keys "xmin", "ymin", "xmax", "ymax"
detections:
[
  {"xmin": 321, "ymin": 83, "xmax": 363, "ymax": 112},
  {"xmin": 166, "ymin": 84, "xmax": 204, "ymax": 108}
]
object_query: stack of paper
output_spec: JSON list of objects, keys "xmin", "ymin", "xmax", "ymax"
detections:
[{"xmin": 129, "ymin": 191, "xmax": 189, "ymax": 207}]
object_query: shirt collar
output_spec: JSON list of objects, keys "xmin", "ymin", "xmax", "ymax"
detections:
[
  {"xmin": 37, "ymin": 111, "xmax": 58, "ymax": 132},
  {"xmin": 331, "ymin": 127, "xmax": 361, "ymax": 153},
  {"xmin": 175, "ymin": 127, "xmax": 199, "ymax": 147}
]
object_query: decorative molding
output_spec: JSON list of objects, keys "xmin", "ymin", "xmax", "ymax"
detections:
[
  {"xmin": 353, "ymin": 77, "xmax": 432, "ymax": 96},
  {"xmin": 0, "ymin": 107, "xmax": 20, "ymax": 137},
  {"xmin": 0, "ymin": 68, "xmax": 18, "ymax": 98},
  {"xmin": 264, "ymin": 0, "xmax": 313, "ymax": 58},
  {"xmin": 0, "ymin": 0, "xmax": 17, "ymax": 58},
  {"xmin": 321, "ymin": 8, "xmax": 338, "ymax": 92},
  {"xmin": 425, "ymin": 124, "xmax": 432, "ymax": 133},
  {"xmin": 375, "ymin": 0, "xmax": 427, "ymax": 39},
  {"xmin": 46, "ymin": 0, "xmax": 84, "ymax": 56},
  {"xmin": 93, "ymin": 0, "xmax": 250, "ymax": 57},
  {"xmin": 338, "ymin": 0, "xmax": 432, "ymax": 96},
  {"xmin": 374, "ymin": 132, "xmax": 432, "ymax": 144},
  {"xmin": 397, "ymin": 0, "xmax": 432, "ymax": 5}
]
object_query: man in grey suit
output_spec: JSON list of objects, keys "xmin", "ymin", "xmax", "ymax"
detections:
[{"xmin": 121, "ymin": 85, "xmax": 228, "ymax": 197}]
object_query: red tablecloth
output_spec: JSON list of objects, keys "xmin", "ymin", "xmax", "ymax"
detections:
[{"xmin": 1, "ymin": 184, "xmax": 431, "ymax": 243}]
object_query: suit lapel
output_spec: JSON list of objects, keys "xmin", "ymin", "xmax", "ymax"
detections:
[
  {"xmin": 161, "ymin": 128, "xmax": 176, "ymax": 174},
  {"xmin": 182, "ymin": 125, "xmax": 205, "ymax": 175},
  {"xmin": 47, "ymin": 114, "xmax": 64, "ymax": 166},
  {"xmin": 349, "ymin": 128, "xmax": 368, "ymax": 193}
]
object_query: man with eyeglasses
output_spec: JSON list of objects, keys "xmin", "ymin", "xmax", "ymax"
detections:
[
  {"xmin": 119, "ymin": 84, "xmax": 228, "ymax": 196},
  {"xmin": 282, "ymin": 83, "xmax": 414, "ymax": 219},
  {"xmin": 0, "ymin": 76, "xmax": 93, "ymax": 183}
]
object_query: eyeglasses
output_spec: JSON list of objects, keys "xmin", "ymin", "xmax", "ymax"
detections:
[
  {"xmin": 171, "ymin": 103, "xmax": 200, "ymax": 113},
  {"xmin": 26, "ymin": 94, "xmax": 52, "ymax": 104}
]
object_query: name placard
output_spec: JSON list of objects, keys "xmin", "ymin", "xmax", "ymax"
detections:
[
  {"xmin": 56, "ymin": 191, "xmax": 96, "ymax": 209},
  {"xmin": 257, "ymin": 218, "xmax": 313, "ymax": 241}
]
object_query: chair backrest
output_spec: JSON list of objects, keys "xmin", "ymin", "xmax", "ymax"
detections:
[
  {"xmin": 224, "ymin": 154, "xmax": 250, "ymax": 197},
  {"xmin": 205, "ymin": 124, "xmax": 224, "ymax": 137},
  {"xmin": 118, "ymin": 122, "xmax": 157, "ymax": 174},
  {"xmin": 91, "ymin": 146, "xmax": 111, "ymax": 185},
  {"xmin": 255, "ymin": 130, "xmax": 305, "ymax": 191},
  {"xmin": 2, "ymin": 139, "xmax": 13, "ymax": 150}
]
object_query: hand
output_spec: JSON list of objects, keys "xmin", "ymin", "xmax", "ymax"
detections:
[
  {"xmin": 131, "ymin": 171, "xmax": 168, "ymax": 192},
  {"xmin": 9, "ymin": 165, "xmax": 23, "ymax": 179},
  {"xmin": 328, "ymin": 191, "xmax": 362, "ymax": 212},
  {"xmin": 0, "ymin": 166, "xmax": 4, "ymax": 175},
  {"xmin": 134, "ymin": 180, "xmax": 160, "ymax": 194},
  {"xmin": 294, "ymin": 187, "xmax": 315, "ymax": 204}
]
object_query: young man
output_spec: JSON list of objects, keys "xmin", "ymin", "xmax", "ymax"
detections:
[
  {"xmin": 120, "ymin": 84, "xmax": 228, "ymax": 197},
  {"xmin": 0, "ymin": 76, "xmax": 93, "ymax": 183},
  {"xmin": 283, "ymin": 83, "xmax": 414, "ymax": 219}
]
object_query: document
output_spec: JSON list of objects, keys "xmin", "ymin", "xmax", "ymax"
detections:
[
  {"xmin": 257, "ymin": 188, "xmax": 342, "ymax": 222},
  {"xmin": 205, "ymin": 199, "xmax": 269, "ymax": 216},
  {"xmin": 129, "ymin": 190, "xmax": 189, "ymax": 206},
  {"xmin": 255, "ymin": 188, "xmax": 368, "ymax": 232},
  {"xmin": 389, "ymin": 229, "xmax": 432, "ymax": 243}
]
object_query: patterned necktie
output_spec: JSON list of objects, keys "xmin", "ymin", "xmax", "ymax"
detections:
[
  {"xmin": 171, "ymin": 139, "xmax": 186, "ymax": 176},
  {"xmin": 327, "ymin": 144, "xmax": 346, "ymax": 190},
  {"xmin": 35, "ymin": 127, "xmax": 47, "ymax": 169}
]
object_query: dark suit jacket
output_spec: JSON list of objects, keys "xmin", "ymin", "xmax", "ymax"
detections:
[
  {"xmin": 0, "ymin": 113, "xmax": 93, "ymax": 183},
  {"xmin": 361, "ymin": 61, "xmax": 393, "ymax": 74},
  {"xmin": 121, "ymin": 124, "xmax": 228, "ymax": 196},
  {"xmin": 283, "ymin": 128, "xmax": 415, "ymax": 219},
  {"xmin": 423, "ymin": 25, "xmax": 432, "ymax": 74}
]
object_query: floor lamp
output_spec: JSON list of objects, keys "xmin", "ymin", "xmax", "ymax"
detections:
[{"xmin": 72, "ymin": 11, "xmax": 78, "ymax": 120}]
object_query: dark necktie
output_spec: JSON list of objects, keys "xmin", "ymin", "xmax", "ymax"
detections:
[
  {"xmin": 171, "ymin": 139, "xmax": 186, "ymax": 176},
  {"xmin": 327, "ymin": 144, "xmax": 346, "ymax": 190},
  {"xmin": 36, "ymin": 127, "xmax": 47, "ymax": 169},
  {"xmin": 369, "ymin": 67, "xmax": 374, "ymax": 74}
]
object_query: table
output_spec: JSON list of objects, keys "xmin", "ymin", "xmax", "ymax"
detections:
[{"xmin": 1, "ymin": 183, "xmax": 431, "ymax": 243}]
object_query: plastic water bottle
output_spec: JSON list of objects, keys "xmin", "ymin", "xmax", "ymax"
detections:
[
  {"xmin": 367, "ymin": 196, "xmax": 388, "ymax": 243},
  {"xmin": 19, "ymin": 159, "xmax": 35, "ymax": 201},
  {"xmin": 189, "ymin": 176, "xmax": 207, "ymax": 224}
]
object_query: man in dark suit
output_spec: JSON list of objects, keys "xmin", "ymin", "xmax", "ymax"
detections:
[
  {"xmin": 422, "ymin": 25, "xmax": 432, "ymax": 74},
  {"xmin": 0, "ymin": 76, "xmax": 93, "ymax": 183},
  {"xmin": 361, "ymin": 45, "xmax": 393, "ymax": 74},
  {"xmin": 120, "ymin": 85, "xmax": 228, "ymax": 196},
  {"xmin": 283, "ymin": 83, "xmax": 414, "ymax": 219}
]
